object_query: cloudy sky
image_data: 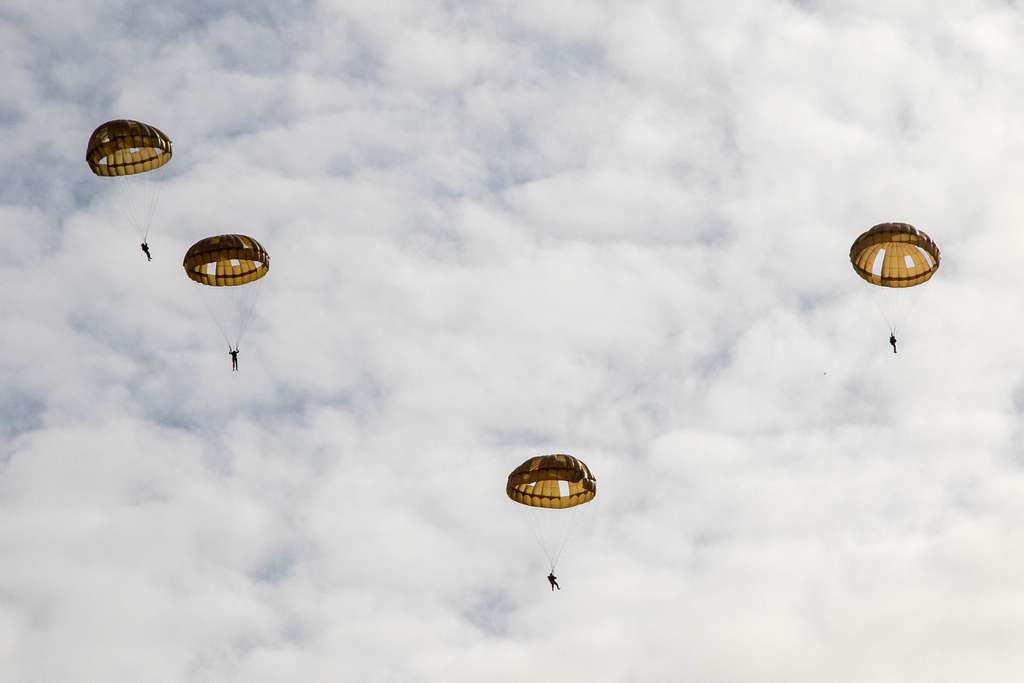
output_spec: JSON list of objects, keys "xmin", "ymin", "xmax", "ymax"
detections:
[{"xmin": 5, "ymin": 1, "xmax": 1024, "ymax": 680}]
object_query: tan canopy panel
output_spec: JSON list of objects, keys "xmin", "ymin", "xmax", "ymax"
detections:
[
  {"xmin": 183, "ymin": 234, "xmax": 270, "ymax": 287},
  {"xmin": 506, "ymin": 454, "xmax": 596, "ymax": 509},
  {"xmin": 850, "ymin": 222, "xmax": 940, "ymax": 288},
  {"xmin": 86, "ymin": 119, "xmax": 173, "ymax": 177}
]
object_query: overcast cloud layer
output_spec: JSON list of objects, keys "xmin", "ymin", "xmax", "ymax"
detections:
[{"xmin": 4, "ymin": 1, "xmax": 1024, "ymax": 681}]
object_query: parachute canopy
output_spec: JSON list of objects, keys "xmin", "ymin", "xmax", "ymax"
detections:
[
  {"xmin": 183, "ymin": 234, "xmax": 270, "ymax": 287},
  {"xmin": 506, "ymin": 454, "xmax": 596, "ymax": 509},
  {"xmin": 86, "ymin": 119, "xmax": 172, "ymax": 177},
  {"xmin": 849, "ymin": 222, "xmax": 940, "ymax": 288}
]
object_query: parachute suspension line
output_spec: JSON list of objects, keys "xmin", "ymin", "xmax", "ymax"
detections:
[
  {"xmin": 201, "ymin": 295, "xmax": 236, "ymax": 351},
  {"xmin": 141, "ymin": 181, "xmax": 161, "ymax": 243},
  {"xmin": 232, "ymin": 282, "xmax": 264, "ymax": 349},
  {"xmin": 198, "ymin": 283, "xmax": 263, "ymax": 350},
  {"xmin": 868, "ymin": 284, "xmax": 927, "ymax": 340},
  {"xmin": 526, "ymin": 508, "xmax": 558, "ymax": 573},
  {"xmin": 525, "ymin": 504, "xmax": 581, "ymax": 573},
  {"xmin": 549, "ymin": 505, "xmax": 581, "ymax": 571},
  {"xmin": 867, "ymin": 286, "xmax": 896, "ymax": 335},
  {"xmin": 117, "ymin": 178, "xmax": 161, "ymax": 242}
]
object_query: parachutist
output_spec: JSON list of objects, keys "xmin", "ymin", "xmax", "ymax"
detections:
[
  {"xmin": 850, "ymin": 223, "xmax": 939, "ymax": 354},
  {"xmin": 229, "ymin": 347, "xmax": 239, "ymax": 371},
  {"xmin": 507, "ymin": 455, "xmax": 596, "ymax": 575},
  {"xmin": 88, "ymin": 120, "xmax": 172, "ymax": 254}
]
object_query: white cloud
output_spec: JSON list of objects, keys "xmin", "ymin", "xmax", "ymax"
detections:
[{"xmin": 4, "ymin": 1, "xmax": 1024, "ymax": 680}]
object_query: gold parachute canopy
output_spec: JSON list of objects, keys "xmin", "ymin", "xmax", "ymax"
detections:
[
  {"xmin": 183, "ymin": 234, "xmax": 270, "ymax": 287},
  {"xmin": 849, "ymin": 222, "xmax": 940, "ymax": 288},
  {"xmin": 86, "ymin": 119, "xmax": 173, "ymax": 177},
  {"xmin": 506, "ymin": 454, "xmax": 596, "ymax": 510}
]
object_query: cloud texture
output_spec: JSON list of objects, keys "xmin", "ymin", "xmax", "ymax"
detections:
[{"xmin": 4, "ymin": 1, "xmax": 1024, "ymax": 680}]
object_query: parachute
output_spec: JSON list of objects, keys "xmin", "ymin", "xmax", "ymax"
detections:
[
  {"xmin": 850, "ymin": 222, "xmax": 940, "ymax": 288},
  {"xmin": 183, "ymin": 234, "xmax": 269, "ymax": 350},
  {"xmin": 86, "ymin": 119, "xmax": 173, "ymax": 245},
  {"xmin": 507, "ymin": 454, "xmax": 596, "ymax": 572},
  {"xmin": 850, "ymin": 222, "xmax": 940, "ymax": 341},
  {"xmin": 507, "ymin": 454, "xmax": 597, "ymax": 508},
  {"xmin": 86, "ymin": 120, "xmax": 172, "ymax": 177}
]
